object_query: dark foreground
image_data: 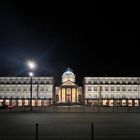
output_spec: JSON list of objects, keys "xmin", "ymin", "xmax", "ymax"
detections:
[{"xmin": 0, "ymin": 113, "xmax": 140, "ymax": 140}]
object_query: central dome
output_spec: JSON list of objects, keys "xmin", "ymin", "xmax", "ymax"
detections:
[{"xmin": 62, "ymin": 68, "xmax": 75, "ymax": 83}]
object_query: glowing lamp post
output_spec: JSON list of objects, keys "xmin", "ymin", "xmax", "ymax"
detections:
[
  {"xmin": 27, "ymin": 61, "xmax": 36, "ymax": 111},
  {"xmin": 29, "ymin": 72, "xmax": 34, "ymax": 111},
  {"xmin": 27, "ymin": 61, "xmax": 36, "ymax": 70}
]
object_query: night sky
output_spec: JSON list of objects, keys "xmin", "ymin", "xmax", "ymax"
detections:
[{"xmin": 0, "ymin": 2, "xmax": 137, "ymax": 85}]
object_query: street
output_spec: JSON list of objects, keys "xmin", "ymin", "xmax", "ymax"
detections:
[{"xmin": 0, "ymin": 112, "xmax": 140, "ymax": 140}]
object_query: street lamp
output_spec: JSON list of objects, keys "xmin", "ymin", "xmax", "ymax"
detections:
[
  {"xmin": 29, "ymin": 72, "xmax": 34, "ymax": 77},
  {"xmin": 29, "ymin": 72, "xmax": 34, "ymax": 111},
  {"xmin": 27, "ymin": 61, "xmax": 36, "ymax": 70},
  {"xmin": 27, "ymin": 60, "xmax": 36, "ymax": 111}
]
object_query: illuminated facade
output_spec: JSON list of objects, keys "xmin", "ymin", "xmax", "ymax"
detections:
[
  {"xmin": 0, "ymin": 77, "xmax": 54, "ymax": 106},
  {"xmin": 0, "ymin": 69, "xmax": 140, "ymax": 106},
  {"xmin": 55, "ymin": 69, "xmax": 82, "ymax": 104},
  {"xmin": 84, "ymin": 77, "xmax": 140, "ymax": 106}
]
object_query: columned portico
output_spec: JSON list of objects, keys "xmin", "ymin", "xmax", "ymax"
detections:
[
  {"xmin": 60, "ymin": 86, "xmax": 78, "ymax": 103},
  {"xmin": 55, "ymin": 68, "xmax": 82, "ymax": 104}
]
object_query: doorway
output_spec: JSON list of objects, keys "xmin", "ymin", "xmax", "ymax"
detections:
[{"xmin": 66, "ymin": 94, "xmax": 71, "ymax": 103}]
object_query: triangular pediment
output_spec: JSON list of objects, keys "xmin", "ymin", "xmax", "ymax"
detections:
[{"xmin": 62, "ymin": 80, "xmax": 76, "ymax": 86}]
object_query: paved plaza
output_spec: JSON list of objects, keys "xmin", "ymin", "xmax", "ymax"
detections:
[{"xmin": 0, "ymin": 112, "xmax": 140, "ymax": 140}]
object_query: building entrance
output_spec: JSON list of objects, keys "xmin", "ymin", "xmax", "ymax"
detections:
[
  {"xmin": 55, "ymin": 68, "xmax": 82, "ymax": 104},
  {"xmin": 66, "ymin": 94, "xmax": 71, "ymax": 102}
]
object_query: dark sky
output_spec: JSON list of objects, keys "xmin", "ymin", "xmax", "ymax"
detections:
[{"xmin": 0, "ymin": 2, "xmax": 137, "ymax": 85}]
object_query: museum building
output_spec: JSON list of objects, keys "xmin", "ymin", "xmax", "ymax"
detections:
[{"xmin": 0, "ymin": 69, "xmax": 140, "ymax": 106}]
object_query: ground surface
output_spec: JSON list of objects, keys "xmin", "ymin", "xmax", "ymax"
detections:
[{"xmin": 0, "ymin": 113, "xmax": 140, "ymax": 140}]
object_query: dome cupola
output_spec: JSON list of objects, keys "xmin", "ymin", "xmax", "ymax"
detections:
[{"xmin": 62, "ymin": 68, "xmax": 75, "ymax": 83}]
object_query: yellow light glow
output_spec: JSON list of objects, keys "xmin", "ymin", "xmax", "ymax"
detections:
[
  {"xmin": 72, "ymin": 88, "xmax": 76, "ymax": 102},
  {"xmin": 62, "ymin": 88, "xmax": 65, "ymax": 102}
]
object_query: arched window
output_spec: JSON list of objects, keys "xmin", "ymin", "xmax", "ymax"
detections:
[
  {"xmin": 122, "ymin": 94, "xmax": 126, "ymax": 99},
  {"xmin": 131, "ymin": 95, "xmax": 136, "ymax": 99},
  {"xmin": 116, "ymin": 94, "xmax": 120, "ymax": 99},
  {"xmin": 105, "ymin": 94, "xmax": 109, "ymax": 99},
  {"xmin": 129, "ymin": 95, "xmax": 133, "ymax": 99},
  {"xmin": 94, "ymin": 94, "xmax": 97, "ymax": 99},
  {"xmin": 111, "ymin": 94, "xmax": 114, "ymax": 99},
  {"xmin": 88, "ymin": 94, "xmax": 92, "ymax": 98},
  {"xmin": 135, "ymin": 95, "xmax": 138, "ymax": 99}
]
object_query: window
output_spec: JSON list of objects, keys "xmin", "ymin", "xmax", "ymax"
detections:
[
  {"xmin": 116, "ymin": 87, "xmax": 120, "ymax": 91},
  {"xmin": 111, "ymin": 87, "xmax": 114, "ymax": 91},
  {"xmin": 105, "ymin": 87, "xmax": 108, "ymax": 91},
  {"xmin": 17, "ymin": 87, "xmax": 21, "ymax": 91},
  {"xmin": 11, "ymin": 88, "xmax": 15, "ymax": 91},
  {"xmin": 94, "ymin": 86, "xmax": 97, "ymax": 91},
  {"xmin": 94, "ymin": 81, "xmax": 97, "ymax": 84},
  {"xmin": 88, "ymin": 86, "xmax": 92, "ymax": 91},
  {"xmin": 134, "ymin": 81, "xmax": 137, "ymax": 84},
  {"xmin": 105, "ymin": 94, "xmax": 109, "ymax": 99},
  {"xmin": 6, "ymin": 88, "xmax": 10, "ymax": 91},
  {"xmin": 105, "ymin": 81, "xmax": 108, "ymax": 84},
  {"xmin": 129, "ymin": 95, "xmax": 133, "ymax": 99},
  {"xmin": 41, "ymin": 87, "xmax": 44, "ymax": 91},
  {"xmin": 88, "ymin": 80, "xmax": 91, "ymax": 84},
  {"xmin": 122, "ymin": 81, "xmax": 126, "ymax": 84},
  {"xmin": 116, "ymin": 81, "xmax": 120, "ymax": 84},
  {"xmin": 122, "ymin": 87, "xmax": 126, "ymax": 91},
  {"xmin": 111, "ymin": 94, "xmax": 114, "ymax": 98},
  {"xmin": 133, "ymin": 87, "xmax": 137, "ymax": 91},
  {"xmin": 23, "ymin": 88, "xmax": 27, "ymax": 91},
  {"xmin": 122, "ymin": 94, "xmax": 126, "ymax": 98},
  {"xmin": 94, "ymin": 94, "xmax": 97, "ymax": 98},
  {"xmin": 128, "ymin": 87, "xmax": 131, "ymax": 91},
  {"xmin": 40, "ymin": 80, "xmax": 44, "ymax": 84},
  {"xmin": 0, "ymin": 88, "xmax": 4, "ymax": 91},
  {"xmin": 56, "ymin": 95, "xmax": 59, "ymax": 101},
  {"xmin": 88, "ymin": 94, "xmax": 92, "ymax": 98},
  {"xmin": 116, "ymin": 94, "xmax": 120, "ymax": 98},
  {"xmin": 111, "ymin": 81, "xmax": 114, "ymax": 84}
]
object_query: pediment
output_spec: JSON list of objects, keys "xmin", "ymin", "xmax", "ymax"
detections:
[{"xmin": 62, "ymin": 80, "xmax": 75, "ymax": 86}]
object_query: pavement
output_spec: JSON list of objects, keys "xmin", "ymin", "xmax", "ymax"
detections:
[{"xmin": 0, "ymin": 113, "xmax": 140, "ymax": 140}]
